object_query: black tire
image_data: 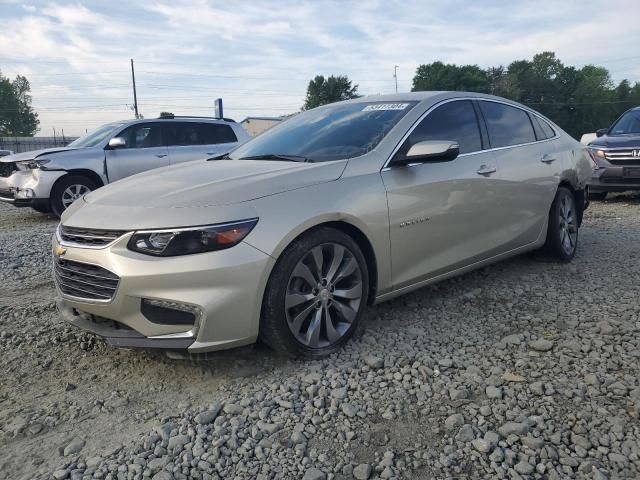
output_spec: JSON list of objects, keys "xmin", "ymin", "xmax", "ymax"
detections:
[
  {"xmin": 260, "ymin": 227, "xmax": 369, "ymax": 357},
  {"xmin": 51, "ymin": 175, "xmax": 97, "ymax": 218},
  {"xmin": 543, "ymin": 187, "xmax": 578, "ymax": 262},
  {"xmin": 31, "ymin": 202, "xmax": 51, "ymax": 214},
  {"xmin": 588, "ymin": 191, "xmax": 607, "ymax": 201}
]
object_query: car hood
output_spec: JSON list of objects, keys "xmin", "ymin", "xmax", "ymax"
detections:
[
  {"xmin": 0, "ymin": 147, "xmax": 79, "ymax": 163},
  {"xmin": 589, "ymin": 134, "xmax": 640, "ymax": 149},
  {"xmin": 63, "ymin": 159, "xmax": 347, "ymax": 229}
]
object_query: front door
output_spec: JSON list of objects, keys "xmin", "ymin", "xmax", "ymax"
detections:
[
  {"xmin": 381, "ymin": 99, "xmax": 505, "ymax": 290},
  {"xmin": 105, "ymin": 123, "xmax": 170, "ymax": 182}
]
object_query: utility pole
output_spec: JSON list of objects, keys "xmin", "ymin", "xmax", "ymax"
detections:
[
  {"xmin": 130, "ymin": 58, "xmax": 139, "ymax": 119},
  {"xmin": 393, "ymin": 65, "xmax": 399, "ymax": 93}
]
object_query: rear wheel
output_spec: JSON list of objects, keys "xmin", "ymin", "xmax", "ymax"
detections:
[
  {"xmin": 51, "ymin": 175, "xmax": 97, "ymax": 217},
  {"xmin": 260, "ymin": 227, "xmax": 369, "ymax": 357},
  {"xmin": 543, "ymin": 187, "xmax": 578, "ymax": 262},
  {"xmin": 588, "ymin": 190, "xmax": 607, "ymax": 201}
]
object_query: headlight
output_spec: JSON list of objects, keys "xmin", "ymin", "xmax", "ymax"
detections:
[
  {"xmin": 127, "ymin": 218, "xmax": 258, "ymax": 256},
  {"xmin": 18, "ymin": 158, "xmax": 50, "ymax": 169}
]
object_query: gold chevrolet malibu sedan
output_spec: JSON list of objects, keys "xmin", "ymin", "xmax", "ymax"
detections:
[{"xmin": 53, "ymin": 92, "xmax": 592, "ymax": 357}]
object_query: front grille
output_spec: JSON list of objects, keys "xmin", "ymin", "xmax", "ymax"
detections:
[
  {"xmin": 54, "ymin": 258, "xmax": 120, "ymax": 301},
  {"xmin": 605, "ymin": 150, "xmax": 640, "ymax": 166},
  {"xmin": 58, "ymin": 225, "xmax": 127, "ymax": 247},
  {"xmin": 0, "ymin": 162, "xmax": 17, "ymax": 178}
]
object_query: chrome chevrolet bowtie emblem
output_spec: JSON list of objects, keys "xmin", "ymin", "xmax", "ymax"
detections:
[{"xmin": 54, "ymin": 245, "xmax": 67, "ymax": 258}]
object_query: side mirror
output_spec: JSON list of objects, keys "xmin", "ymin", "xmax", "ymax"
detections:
[
  {"xmin": 107, "ymin": 137, "xmax": 126, "ymax": 148},
  {"xmin": 595, "ymin": 128, "xmax": 608, "ymax": 138},
  {"xmin": 392, "ymin": 140, "xmax": 459, "ymax": 167}
]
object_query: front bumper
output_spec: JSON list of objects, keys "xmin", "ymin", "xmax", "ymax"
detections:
[
  {"xmin": 589, "ymin": 166, "xmax": 640, "ymax": 192},
  {"xmin": 53, "ymin": 231, "xmax": 275, "ymax": 352},
  {"xmin": 0, "ymin": 169, "xmax": 63, "ymax": 206}
]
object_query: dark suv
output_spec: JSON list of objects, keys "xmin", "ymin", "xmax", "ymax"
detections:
[{"xmin": 588, "ymin": 106, "xmax": 640, "ymax": 199}]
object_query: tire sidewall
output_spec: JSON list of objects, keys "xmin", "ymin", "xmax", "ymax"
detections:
[
  {"xmin": 547, "ymin": 187, "xmax": 578, "ymax": 262},
  {"xmin": 51, "ymin": 175, "xmax": 97, "ymax": 218},
  {"xmin": 261, "ymin": 227, "xmax": 369, "ymax": 357}
]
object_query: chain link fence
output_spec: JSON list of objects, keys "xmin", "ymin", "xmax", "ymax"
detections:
[{"xmin": 0, "ymin": 136, "xmax": 79, "ymax": 154}]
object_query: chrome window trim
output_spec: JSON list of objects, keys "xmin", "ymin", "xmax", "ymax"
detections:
[{"xmin": 381, "ymin": 96, "xmax": 560, "ymax": 171}]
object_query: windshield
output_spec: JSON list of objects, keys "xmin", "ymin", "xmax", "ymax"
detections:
[
  {"xmin": 68, "ymin": 122, "xmax": 126, "ymax": 148},
  {"xmin": 230, "ymin": 101, "xmax": 418, "ymax": 162},
  {"xmin": 609, "ymin": 110, "xmax": 640, "ymax": 136}
]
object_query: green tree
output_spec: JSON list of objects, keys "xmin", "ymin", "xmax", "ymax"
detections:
[
  {"xmin": 302, "ymin": 75, "xmax": 359, "ymax": 110},
  {"xmin": 159, "ymin": 111, "xmax": 174, "ymax": 118},
  {"xmin": 0, "ymin": 71, "xmax": 39, "ymax": 136},
  {"xmin": 412, "ymin": 61, "xmax": 489, "ymax": 93},
  {"xmin": 410, "ymin": 52, "xmax": 640, "ymax": 139}
]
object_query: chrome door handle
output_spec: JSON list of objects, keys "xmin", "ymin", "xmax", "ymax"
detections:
[
  {"xmin": 155, "ymin": 154, "xmax": 168, "ymax": 158},
  {"xmin": 541, "ymin": 155, "xmax": 556, "ymax": 164},
  {"xmin": 476, "ymin": 165, "xmax": 497, "ymax": 176}
]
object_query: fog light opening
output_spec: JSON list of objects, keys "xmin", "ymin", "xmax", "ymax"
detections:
[{"xmin": 141, "ymin": 298, "xmax": 203, "ymax": 337}]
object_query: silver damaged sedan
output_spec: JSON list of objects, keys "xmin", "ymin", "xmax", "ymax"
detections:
[{"xmin": 54, "ymin": 92, "xmax": 592, "ymax": 357}]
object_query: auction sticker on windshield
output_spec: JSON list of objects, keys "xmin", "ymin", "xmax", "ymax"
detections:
[{"xmin": 362, "ymin": 103, "xmax": 410, "ymax": 111}]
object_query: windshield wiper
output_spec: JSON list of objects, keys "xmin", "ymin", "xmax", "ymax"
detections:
[
  {"xmin": 208, "ymin": 153, "xmax": 231, "ymax": 160},
  {"xmin": 238, "ymin": 153, "xmax": 312, "ymax": 162}
]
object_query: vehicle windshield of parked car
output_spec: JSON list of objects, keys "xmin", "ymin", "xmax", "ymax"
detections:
[
  {"xmin": 229, "ymin": 101, "xmax": 418, "ymax": 162},
  {"xmin": 609, "ymin": 110, "xmax": 640, "ymax": 135},
  {"xmin": 68, "ymin": 122, "xmax": 126, "ymax": 148}
]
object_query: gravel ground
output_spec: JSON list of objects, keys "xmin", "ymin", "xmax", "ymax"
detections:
[{"xmin": 1, "ymin": 195, "xmax": 640, "ymax": 480}]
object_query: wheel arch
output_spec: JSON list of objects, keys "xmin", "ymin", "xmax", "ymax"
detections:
[
  {"xmin": 557, "ymin": 179, "xmax": 585, "ymax": 227},
  {"xmin": 263, "ymin": 218, "xmax": 379, "ymax": 307},
  {"xmin": 51, "ymin": 169, "xmax": 104, "ymax": 197}
]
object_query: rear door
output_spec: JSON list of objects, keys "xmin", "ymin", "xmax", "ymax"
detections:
[
  {"xmin": 166, "ymin": 122, "xmax": 239, "ymax": 164},
  {"xmin": 478, "ymin": 100, "xmax": 560, "ymax": 247},
  {"xmin": 105, "ymin": 122, "xmax": 169, "ymax": 182},
  {"xmin": 381, "ymin": 99, "xmax": 507, "ymax": 289}
]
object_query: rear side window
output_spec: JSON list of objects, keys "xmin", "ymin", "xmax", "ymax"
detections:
[
  {"xmin": 205, "ymin": 124, "xmax": 238, "ymax": 143},
  {"xmin": 407, "ymin": 100, "xmax": 482, "ymax": 154},
  {"xmin": 169, "ymin": 123, "xmax": 238, "ymax": 146},
  {"xmin": 530, "ymin": 115, "xmax": 556, "ymax": 141},
  {"xmin": 479, "ymin": 101, "xmax": 536, "ymax": 148}
]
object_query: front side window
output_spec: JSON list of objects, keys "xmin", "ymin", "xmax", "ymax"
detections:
[
  {"xmin": 119, "ymin": 123, "xmax": 163, "ymax": 149},
  {"xmin": 609, "ymin": 110, "xmax": 640, "ymax": 135},
  {"xmin": 405, "ymin": 100, "xmax": 482, "ymax": 154},
  {"xmin": 480, "ymin": 101, "xmax": 536, "ymax": 148},
  {"xmin": 229, "ymin": 101, "xmax": 418, "ymax": 162}
]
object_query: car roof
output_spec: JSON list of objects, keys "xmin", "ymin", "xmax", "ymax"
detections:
[
  {"xmin": 113, "ymin": 117, "xmax": 238, "ymax": 126},
  {"xmin": 335, "ymin": 91, "xmax": 533, "ymax": 108}
]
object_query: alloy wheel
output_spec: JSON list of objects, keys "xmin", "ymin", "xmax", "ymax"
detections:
[
  {"xmin": 559, "ymin": 194, "xmax": 577, "ymax": 255},
  {"xmin": 61, "ymin": 184, "xmax": 91, "ymax": 209},
  {"xmin": 285, "ymin": 242, "xmax": 363, "ymax": 349}
]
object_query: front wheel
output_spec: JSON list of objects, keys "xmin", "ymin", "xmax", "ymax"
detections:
[
  {"xmin": 543, "ymin": 187, "xmax": 578, "ymax": 262},
  {"xmin": 260, "ymin": 227, "xmax": 369, "ymax": 357},
  {"xmin": 51, "ymin": 175, "xmax": 97, "ymax": 218}
]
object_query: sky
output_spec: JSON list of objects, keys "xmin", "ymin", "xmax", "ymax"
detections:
[{"xmin": 1, "ymin": 0, "xmax": 639, "ymax": 136}]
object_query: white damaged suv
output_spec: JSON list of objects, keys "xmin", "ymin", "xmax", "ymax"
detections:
[{"xmin": 0, "ymin": 116, "xmax": 249, "ymax": 217}]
